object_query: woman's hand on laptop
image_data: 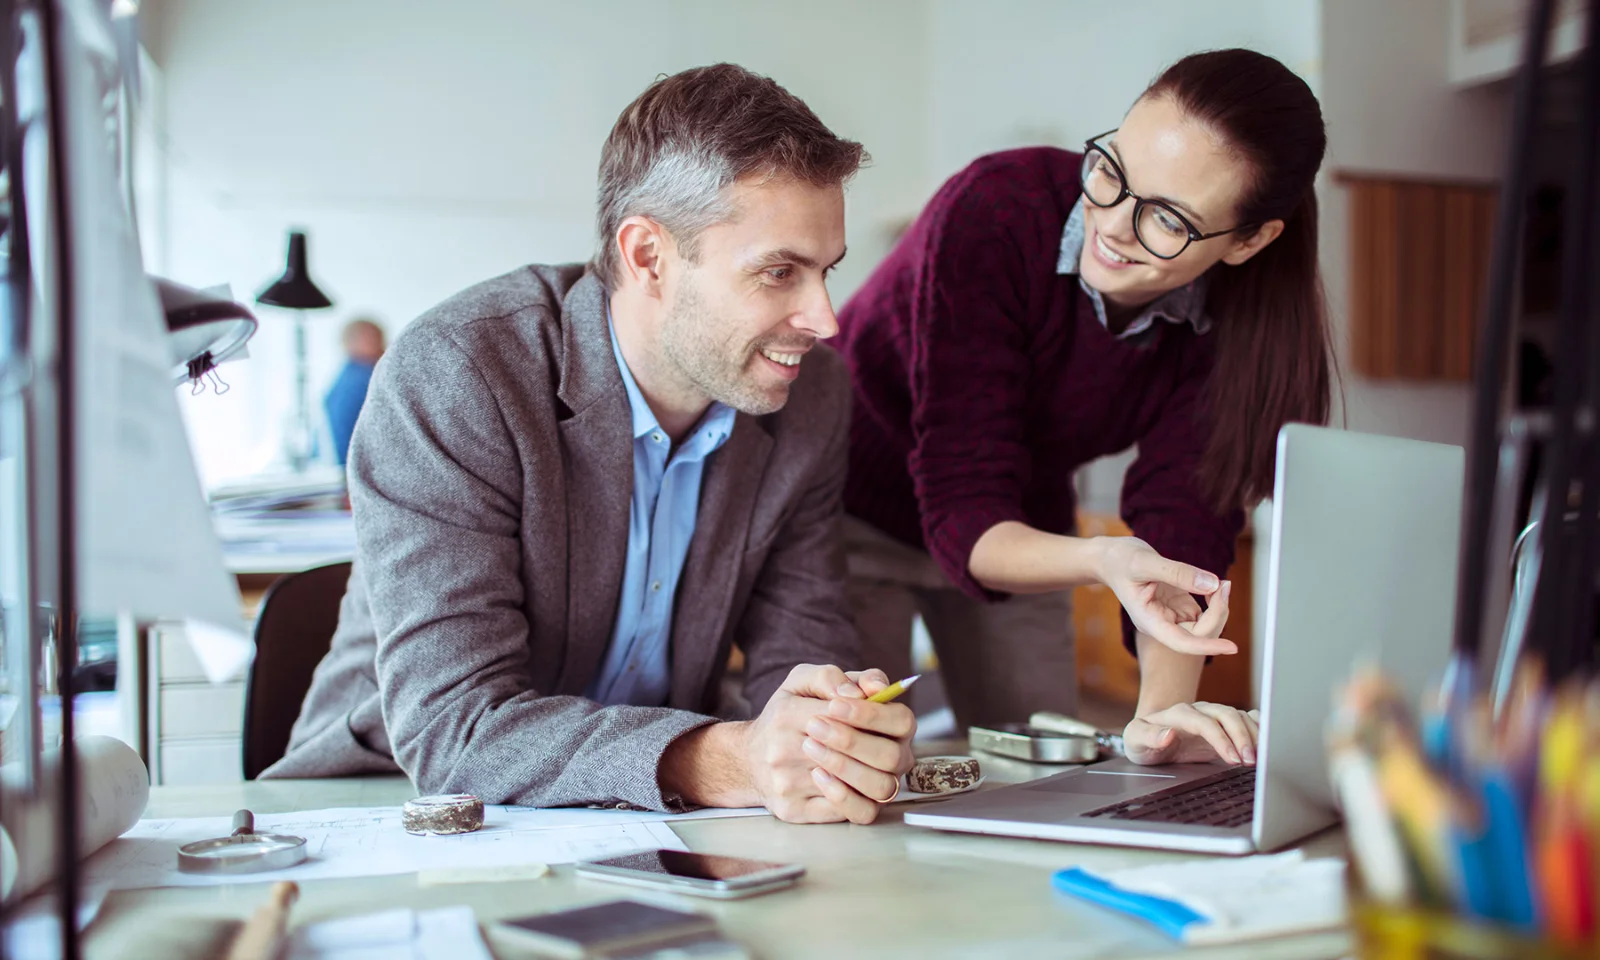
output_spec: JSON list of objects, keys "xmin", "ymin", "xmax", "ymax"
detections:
[
  {"xmin": 1121, "ymin": 580, "xmax": 1258, "ymax": 765},
  {"xmin": 1123, "ymin": 703, "xmax": 1260, "ymax": 766}
]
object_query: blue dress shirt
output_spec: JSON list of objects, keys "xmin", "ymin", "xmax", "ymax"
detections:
[
  {"xmin": 586, "ymin": 313, "xmax": 736, "ymax": 707},
  {"xmin": 324, "ymin": 360, "xmax": 376, "ymax": 465}
]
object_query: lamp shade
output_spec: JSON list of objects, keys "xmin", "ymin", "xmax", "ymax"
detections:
[
  {"xmin": 255, "ymin": 230, "xmax": 333, "ymax": 309},
  {"xmin": 155, "ymin": 276, "xmax": 257, "ymax": 384}
]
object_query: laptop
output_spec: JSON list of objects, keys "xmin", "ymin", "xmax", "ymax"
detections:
[{"xmin": 903, "ymin": 424, "xmax": 1465, "ymax": 854}]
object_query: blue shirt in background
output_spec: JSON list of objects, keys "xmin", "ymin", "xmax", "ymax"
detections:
[
  {"xmin": 324, "ymin": 360, "xmax": 376, "ymax": 466},
  {"xmin": 586, "ymin": 313, "xmax": 735, "ymax": 707}
]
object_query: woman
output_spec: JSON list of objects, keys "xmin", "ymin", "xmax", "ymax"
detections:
[{"xmin": 836, "ymin": 48, "xmax": 1332, "ymax": 766}]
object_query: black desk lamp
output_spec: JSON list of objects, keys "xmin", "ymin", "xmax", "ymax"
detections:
[{"xmin": 255, "ymin": 229, "xmax": 334, "ymax": 471}]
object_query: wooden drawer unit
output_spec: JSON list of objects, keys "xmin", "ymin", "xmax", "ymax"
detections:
[
  {"xmin": 157, "ymin": 683, "xmax": 245, "ymax": 739},
  {"xmin": 147, "ymin": 621, "xmax": 246, "ymax": 785},
  {"xmin": 159, "ymin": 737, "xmax": 245, "ymax": 786}
]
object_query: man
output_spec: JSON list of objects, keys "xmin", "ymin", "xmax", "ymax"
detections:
[
  {"xmin": 265, "ymin": 64, "xmax": 914, "ymax": 826},
  {"xmin": 323, "ymin": 317, "xmax": 385, "ymax": 465}
]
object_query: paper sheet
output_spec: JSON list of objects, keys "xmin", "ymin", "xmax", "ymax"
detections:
[
  {"xmin": 84, "ymin": 804, "xmax": 718, "ymax": 890},
  {"xmin": 285, "ymin": 905, "xmax": 491, "ymax": 960},
  {"xmin": 52, "ymin": 0, "xmax": 248, "ymax": 649}
]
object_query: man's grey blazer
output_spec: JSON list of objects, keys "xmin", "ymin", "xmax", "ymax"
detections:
[{"xmin": 261, "ymin": 265, "xmax": 860, "ymax": 809}]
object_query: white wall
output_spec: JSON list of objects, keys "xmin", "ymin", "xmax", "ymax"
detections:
[
  {"xmin": 1319, "ymin": 0, "xmax": 1512, "ymax": 447},
  {"xmin": 925, "ymin": 0, "xmax": 1322, "ymax": 186},
  {"xmin": 145, "ymin": 0, "xmax": 1501, "ymax": 492},
  {"xmin": 142, "ymin": 0, "xmax": 931, "ymax": 487}
]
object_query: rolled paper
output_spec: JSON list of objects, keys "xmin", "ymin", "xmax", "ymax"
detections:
[{"xmin": 1, "ymin": 735, "xmax": 150, "ymax": 904}]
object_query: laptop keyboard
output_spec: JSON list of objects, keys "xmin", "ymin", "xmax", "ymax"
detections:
[{"xmin": 1082, "ymin": 765, "xmax": 1258, "ymax": 828}]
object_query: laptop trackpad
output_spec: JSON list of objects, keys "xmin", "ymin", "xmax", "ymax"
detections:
[{"xmin": 1027, "ymin": 771, "xmax": 1179, "ymax": 795}]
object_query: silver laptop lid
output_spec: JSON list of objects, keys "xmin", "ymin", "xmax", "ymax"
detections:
[{"xmin": 1252, "ymin": 424, "xmax": 1464, "ymax": 851}]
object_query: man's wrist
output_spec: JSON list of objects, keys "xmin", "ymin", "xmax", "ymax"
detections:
[{"xmin": 658, "ymin": 721, "xmax": 759, "ymax": 809}]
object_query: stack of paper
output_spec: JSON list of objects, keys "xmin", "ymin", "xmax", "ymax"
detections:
[
  {"xmin": 209, "ymin": 469, "xmax": 357, "ymax": 571},
  {"xmin": 209, "ymin": 469, "xmax": 348, "ymax": 513},
  {"xmin": 212, "ymin": 512, "xmax": 357, "ymax": 562}
]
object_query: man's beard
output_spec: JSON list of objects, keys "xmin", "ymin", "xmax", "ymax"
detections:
[{"xmin": 659, "ymin": 276, "xmax": 798, "ymax": 416}]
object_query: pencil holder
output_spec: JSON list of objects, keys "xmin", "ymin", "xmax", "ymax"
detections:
[{"xmin": 1352, "ymin": 899, "xmax": 1595, "ymax": 960}]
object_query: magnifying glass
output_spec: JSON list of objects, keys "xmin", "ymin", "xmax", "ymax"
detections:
[{"xmin": 177, "ymin": 810, "xmax": 307, "ymax": 874}]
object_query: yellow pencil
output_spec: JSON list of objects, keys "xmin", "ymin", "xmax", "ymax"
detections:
[{"xmin": 868, "ymin": 674, "xmax": 920, "ymax": 704}]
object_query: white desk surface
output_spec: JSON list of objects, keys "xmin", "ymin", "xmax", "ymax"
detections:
[
  {"xmin": 84, "ymin": 749, "xmax": 1352, "ymax": 960},
  {"xmin": 221, "ymin": 549, "xmax": 354, "ymax": 576}
]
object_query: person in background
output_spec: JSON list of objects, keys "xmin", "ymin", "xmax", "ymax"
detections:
[
  {"xmin": 267, "ymin": 64, "xmax": 915, "ymax": 825},
  {"xmin": 836, "ymin": 48, "xmax": 1333, "ymax": 766},
  {"xmin": 324, "ymin": 317, "xmax": 387, "ymax": 465}
]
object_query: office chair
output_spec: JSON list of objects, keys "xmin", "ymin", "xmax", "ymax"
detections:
[{"xmin": 242, "ymin": 561, "xmax": 352, "ymax": 779}]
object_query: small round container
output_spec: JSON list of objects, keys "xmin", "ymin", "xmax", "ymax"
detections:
[
  {"xmin": 402, "ymin": 794, "xmax": 486, "ymax": 836},
  {"xmin": 907, "ymin": 755, "xmax": 983, "ymax": 794}
]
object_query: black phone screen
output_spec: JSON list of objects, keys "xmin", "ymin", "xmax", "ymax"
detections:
[{"xmin": 589, "ymin": 849, "xmax": 782, "ymax": 880}]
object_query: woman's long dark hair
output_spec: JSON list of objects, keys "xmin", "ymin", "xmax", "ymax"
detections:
[{"xmin": 1145, "ymin": 49, "xmax": 1334, "ymax": 511}]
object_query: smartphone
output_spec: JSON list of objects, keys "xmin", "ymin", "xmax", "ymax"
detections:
[
  {"xmin": 495, "ymin": 899, "xmax": 737, "ymax": 959},
  {"xmin": 968, "ymin": 722, "xmax": 1100, "ymax": 763},
  {"xmin": 574, "ymin": 849, "xmax": 804, "ymax": 900}
]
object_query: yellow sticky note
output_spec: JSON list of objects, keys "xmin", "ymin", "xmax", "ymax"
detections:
[{"xmin": 416, "ymin": 863, "xmax": 550, "ymax": 886}]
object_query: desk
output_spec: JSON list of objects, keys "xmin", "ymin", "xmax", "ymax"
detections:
[{"xmin": 83, "ymin": 754, "xmax": 1352, "ymax": 960}]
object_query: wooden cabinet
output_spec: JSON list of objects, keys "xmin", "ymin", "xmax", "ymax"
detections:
[
  {"xmin": 1073, "ymin": 512, "xmax": 1255, "ymax": 710},
  {"xmin": 1339, "ymin": 172, "xmax": 1497, "ymax": 381}
]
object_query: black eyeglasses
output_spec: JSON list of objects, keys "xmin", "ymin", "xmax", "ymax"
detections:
[{"xmin": 1080, "ymin": 129, "xmax": 1251, "ymax": 260}]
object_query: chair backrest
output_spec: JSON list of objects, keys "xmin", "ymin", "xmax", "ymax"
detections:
[{"xmin": 242, "ymin": 561, "xmax": 352, "ymax": 779}]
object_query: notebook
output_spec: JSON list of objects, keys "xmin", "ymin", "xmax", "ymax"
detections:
[{"xmin": 1052, "ymin": 850, "xmax": 1346, "ymax": 945}]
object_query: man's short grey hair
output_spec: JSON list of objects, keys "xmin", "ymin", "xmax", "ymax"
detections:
[{"xmin": 595, "ymin": 63, "xmax": 866, "ymax": 290}]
